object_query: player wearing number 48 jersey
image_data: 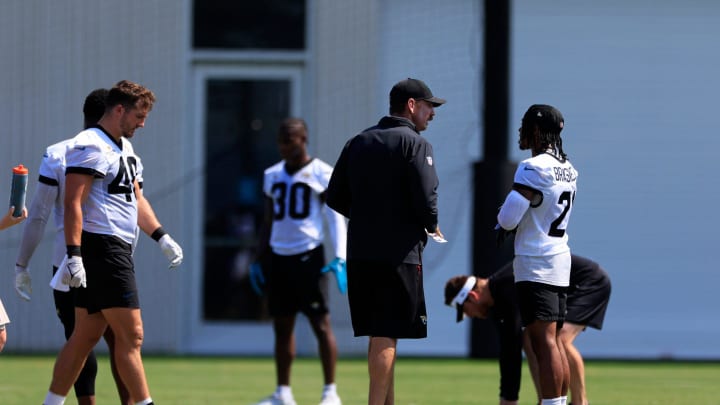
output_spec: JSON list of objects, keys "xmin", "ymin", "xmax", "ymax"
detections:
[
  {"xmin": 43, "ymin": 80, "xmax": 182, "ymax": 405},
  {"xmin": 250, "ymin": 118, "xmax": 346, "ymax": 405},
  {"xmin": 497, "ymin": 104, "xmax": 578, "ymax": 405},
  {"xmin": 16, "ymin": 89, "xmax": 133, "ymax": 405}
]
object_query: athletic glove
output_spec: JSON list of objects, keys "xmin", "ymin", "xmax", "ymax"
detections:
[
  {"xmin": 64, "ymin": 255, "xmax": 87, "ymax": 288},
  {"xmin": 158, "ymin": 234, "xmax": 183, "ymax": 269},
  {"xmin": 249, "ymin": 262, "xmax": 266, "ymax": 296},
  {"xmin": 321, "ymin": 257, "xmax": 347, "ymax": 294},
  {"xmin": 15, "ymin": 265, "xmax": 32, "ymax": 301},
  {"xmin": 495, "ymin": 223, "xmax": 516, "ymax": 247}
]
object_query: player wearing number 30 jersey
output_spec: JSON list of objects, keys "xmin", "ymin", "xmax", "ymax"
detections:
[
  {"xmin": 251, "ymin": 118, "xmax": 345, "ymax": 405},
  {"xmin": 263, "ymin": 158, "xmax": 346, "ymax": 258}
]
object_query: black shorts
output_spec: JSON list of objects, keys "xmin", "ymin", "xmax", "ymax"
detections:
[
  {"xmin": 347, "ymin": 260, "xmax": 427, "ymax": 339},
  {"xmin": 75, "ymin": 231, "xmax": 138, "ymax": 314},
  {"xmin": 566, "ymin": 265, "xmax": 611, "ymax": 329},
  {"xmin": 515, "ymin": 281, "xmax": 566, "ymax": 328},
  {"xmin": 267, "ymin": 245, "xmax": 329, "ymax": 318}
]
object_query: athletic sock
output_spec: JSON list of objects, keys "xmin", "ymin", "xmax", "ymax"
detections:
[
  {"xmin": 43, "ymin": 391, "xmax": 65, "ymax": 405},
  {"xmin": 135, "ymin": 398, "xmax": 153, "ymax": 405},
  {"xmin": 560, "ymin": 396, "xmax": 568, "ymax": 405},
  {"xmin": 541, "ymin": 398, "xmax": 563, "ymax": 405},
  {"xmin": 322, "ymin": 383, "xmax": 338, "ymax": 397},
  {"xmin": 276, "ymin": 385, "xmax": 293, "ymax": 400}
]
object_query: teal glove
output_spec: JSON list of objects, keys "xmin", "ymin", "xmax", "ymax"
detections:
[
  {"xmin": 321, "ymin": 257, "xmax": 347, "ymax": 294},
  {"xmin": 249, "ymin": 262, "xmax": 266, "ymax": 296}
]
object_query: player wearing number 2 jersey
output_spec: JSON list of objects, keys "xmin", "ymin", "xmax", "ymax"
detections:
[
  {"xmin": 250, "ymin": 118, "xmax": 346, "ymax": 405},
  {"xmin": 497, "ymin": 104, "xmax": 577, "ymax": 405}
]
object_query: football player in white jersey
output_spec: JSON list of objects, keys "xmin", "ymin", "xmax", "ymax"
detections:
[
  {"xmin": 17, "ymin": 89, "xmax": 130, "ymax": 404},
  {"xmin": 0, "ymin": 193, "xmax": 26, "ymax": 353},
  {"xmin": 497, "ymin": 104, "xmax": 578, "ymax": 405},
  {"xmin": 43, "ymin": 80, "xmax": 182, "ymax": 405},
  {"xmin": 250, "ymin": 118, "xmax": 346, "ymax": 405}
]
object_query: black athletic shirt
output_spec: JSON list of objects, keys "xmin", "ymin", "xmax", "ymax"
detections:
[{"xmin": 326, "ymin": 116, "xmax": 439, "ymax": 265}]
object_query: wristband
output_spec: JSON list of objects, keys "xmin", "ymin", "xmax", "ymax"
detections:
[
  {"xmin": 66, "ymin": 245, "xmax": 82, "ymax": 257},
  {"xmin": 151, "ymin": 226, "xmax": 167, "ymax": 242}
]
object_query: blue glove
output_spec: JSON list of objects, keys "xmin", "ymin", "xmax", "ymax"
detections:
[
  {"xmin": 321, "ymin": 257, "xmax": 347, "ymax": 294},
  {"xmin": 249, "ymin": 262, "xmax": 266, "ymax": 296}
]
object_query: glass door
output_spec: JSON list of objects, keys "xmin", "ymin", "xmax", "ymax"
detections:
[{"xmin": 186, "ymin": 65, "xmax": 302, "ymax": 354}]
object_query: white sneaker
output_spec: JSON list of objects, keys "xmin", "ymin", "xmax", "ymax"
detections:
[
  {"xmin": 252, "ymin": 394, "xmax": 297, "ymax": 405},
  {"xmin": 319, "ymin": 392, "xmax": 342, "ymax": 405}
]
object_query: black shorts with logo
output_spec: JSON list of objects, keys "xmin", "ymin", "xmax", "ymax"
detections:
[
  {"xmin": 75, "ymin": 231, "xmax": 138, "ymax": 314},
  {"xmin": 347, "ymin": 260, "xmax": 427, "ymax": 339},
  {"xmin": 267, "ymin": 245, "xmax": 329, "ymax": 318},
  {"xmin": 515, "ymin": 281, "xmax": 567, "ymax": 328},
  {"xmin": 566, "ymin": 256, "xmax": 612, "ymax": 329}
]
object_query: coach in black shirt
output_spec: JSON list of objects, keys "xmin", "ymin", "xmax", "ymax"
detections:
[{"xmin": 326, "ymin": 78, "xmax": 444, "ymax": 405}]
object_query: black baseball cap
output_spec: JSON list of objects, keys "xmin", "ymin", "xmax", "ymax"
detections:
[
  {"xmin": 522, "ymin": 104, "xmax": 564, "ymax": 134},
  {"xmin": 390, "ymin": 78, "xmax": 446, "ymax": 107}
]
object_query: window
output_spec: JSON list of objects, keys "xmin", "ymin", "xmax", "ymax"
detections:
[
  {"xmin": 193, "ymin": 0, "xmax": 306, "ymax": 49},
  {"xmin": 201, "ymin": 78, "xmax": 292, "ymax": 321}
]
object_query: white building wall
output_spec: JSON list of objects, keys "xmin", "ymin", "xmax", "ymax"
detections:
[
  {"xmin": 1, "ymin": 0, "xmax": 718, "ymax": 359},
  {"xmin": 0, "ymin": 0, "xmax": 190, "ymax": 353},
  {"xmin": 512, "ymin": 0, "xmax": 720, "ymax": 359}
]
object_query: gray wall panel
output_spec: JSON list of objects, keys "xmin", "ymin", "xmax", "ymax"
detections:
[{"xmin": 0, "ymin": 0, "xmax": 189, "ymax": 353}]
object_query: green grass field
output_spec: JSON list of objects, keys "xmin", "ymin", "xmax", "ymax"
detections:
[{"xmin": 1, "ymin": 355, "xmax": 718, "ymax": 404}]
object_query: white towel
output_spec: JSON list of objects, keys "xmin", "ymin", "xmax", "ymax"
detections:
[{"xmin": 49, "ymin": 256, "xmax": 70, "ymax": 292}]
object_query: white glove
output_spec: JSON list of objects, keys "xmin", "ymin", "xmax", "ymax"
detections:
[
  {"xmin": 65, "ymin": 255, "xmax": 87, "ymax": 288},
  {"xmin": 15, "ymin": 265, "xmax": 32, "ymax": 301},
  {"xmin": 158, "ymin": 234, "xmax": 183, "ymax": 268}
]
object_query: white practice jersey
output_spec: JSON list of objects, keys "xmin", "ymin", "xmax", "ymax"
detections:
[
  {"xmin": 263, "ymin": 158, "xmax": 347, "ymax": 258},
  {"xmin": 513, "ymin": 153, "xmax": 578, "ymax": 283},
  {"xmin": 65, "ymin": 127, "xmax": 142, "ymax": 245},
  {"xmin": 35, "ymin": 140, "xmax": 74, "ymax": 267}
]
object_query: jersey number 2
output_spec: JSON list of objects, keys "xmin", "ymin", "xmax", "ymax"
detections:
[{"xmin": 548, "ymin": 190, "xmax": 575, "ymax": 237}]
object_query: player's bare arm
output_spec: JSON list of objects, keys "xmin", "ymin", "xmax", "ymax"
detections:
[
  {"xmin": 63, "ymin": 173, "xmax": 93, "ymax": 245},
  {"xmin": 135, "ymin": 180, "xmax": 162, "ymax": 235}
]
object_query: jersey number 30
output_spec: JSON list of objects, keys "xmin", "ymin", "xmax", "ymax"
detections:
[
  {"xmin": 271, "ymin": 182, "xmax": 311, "ymax": 220},
  {"xmin": 548, "ymin": 190, "xmax": 575, "ymax": 237}
]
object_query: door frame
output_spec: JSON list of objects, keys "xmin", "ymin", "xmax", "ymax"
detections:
[{"xmin": 182, "ymin": 64, "xmax": 303, "ymax": 354}]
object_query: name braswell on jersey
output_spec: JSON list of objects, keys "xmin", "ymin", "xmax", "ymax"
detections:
[
  {"xmin": 510, "ymin": 153, "xmax": 578, "ymax": 286},
  {"xmin": 513, "ymin": 153, "xmax": 578, "ymax": 258},
  {"xmin": 553, "ymin": 166, "xmax": 577, "ymax": 183}
]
